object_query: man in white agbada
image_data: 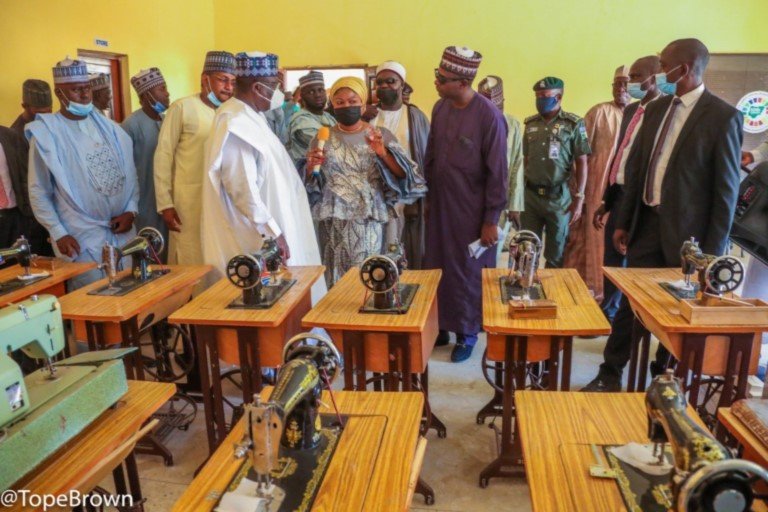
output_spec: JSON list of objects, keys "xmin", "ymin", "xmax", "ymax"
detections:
[
  {"xmin": 202, "ymin": 51, "xmax": 325, "ymax": 300},
  {"xmin": 27, "ymin": 58, "xmax": 139, "ymax": 289}
]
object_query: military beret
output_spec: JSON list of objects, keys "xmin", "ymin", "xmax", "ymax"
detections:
[{"xmin": 533, "ymin": 76, "xmax": 564, "ymax": 91}]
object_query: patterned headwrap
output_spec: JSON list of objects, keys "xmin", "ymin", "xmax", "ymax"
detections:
[
  {"xmin": 52, "ymin": 57, "xmax": 89, "ymax": 85},
  {"xmin": 299, "ymin": 70, "xmax": 325, "ymax": 91},
  {"xmin": 203, "ymin": 51, "xmax": 236, "ymax": 75},
  {"xmin": 614, "ymin": 65, "xmax": 630, "ymax": 79},
  {"xmin": 131, "ymin": 68, "xmax": 166, "ymax": 96},
  {"xmin": 329, "ymin": 76, "xmax": 368, "ymax": 105},
  {"xmin": 234, "ymin": 51, "xmax": 279, "ymax": 77},
  {"xmin": 89, "ymin": 73, "xmax": 110, "ymax": 92},
  {"xmin": 22, "ymin": 79, "xmax": 52, "ymax": 107},
  {"xmin": 439, "ymin": 46, "xmax": 482, "ymax": 79},
  {"xmin": 478, "ymin": 75, "xmax": 504, "ymax": 109}
]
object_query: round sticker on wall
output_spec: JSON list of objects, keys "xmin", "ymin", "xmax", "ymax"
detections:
[{"xmin": 737, "ymin": 91, "xmax": 768, "ymax": 133}]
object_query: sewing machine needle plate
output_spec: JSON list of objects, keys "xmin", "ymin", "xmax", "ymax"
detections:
[
  {"xmin": 88, "ymin": 269, "xmax": 172, "ymax": 296},
  {"xmin": 658, "ymin": 281, "xmax": 700, "ymax": 301},
  {"xmin": 227, "ymin": 279, "xmax": 297, "ymax": 309},
  {"xmin": 499, "ymin": 278, "xmax": 546, "ymax": 302},
  {"xmin": 359, "ymin": 283, "xmax": 419, "ymax": 314},
  {"xmin": 0, "ymin": 274, "xmax": 51, "ymax": 296}
]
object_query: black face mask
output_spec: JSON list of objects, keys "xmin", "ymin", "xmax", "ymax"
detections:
[
  {"xmin": 334, "ymin": 106, "xmax": 362, "ymax": 126},
  {"xmin": 377, "ymin": 88, "xmax": 399, "ymax": 106}
]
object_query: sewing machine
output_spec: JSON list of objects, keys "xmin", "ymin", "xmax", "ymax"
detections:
[
  {"xmin": 89, "ymin": 227, "xmax": 170, "ymax": 296},
  {"xmin": 0, "ymin": 295, "xmax": 132, "ymax": 490},
  {"xmin": 499, "ymin": 230, "xmax": 556, "ymax": 318},
  {"xmin": 359, "ymin": 242, "xmax": 418, "ymax": 314},
  {"xmin": 222, "ymin": 332, "xmax": 342, "ymax": 510},
  {"xmin": 0, "ymin": 236, "xmax": 50, "ymax": 296},
  {"xmin": 646, "ymin": 371, "xmax": 768, "ymax": 511},
  {"xmin": 226, "ymin": 237, "xmax": 296, "ymax": 309}
]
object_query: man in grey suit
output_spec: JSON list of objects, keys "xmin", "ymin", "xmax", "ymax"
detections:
[{"xmin": 584, "ymin": 38, "xmax": 743, "ymax": 391}]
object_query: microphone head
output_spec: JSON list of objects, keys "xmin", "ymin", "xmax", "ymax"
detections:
[{"xmin": 318, "ymin": 126, "xmax": 330, "ymax": 141}]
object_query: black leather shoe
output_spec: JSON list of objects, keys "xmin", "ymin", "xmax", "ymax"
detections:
[
  {"xmin": 581, "ymin": 375, "xmax": 621, "ymax": 392},
  {"xmin": 435, "ymin": 330, "xmax": 450, "ymax": 347},
  {"xmin": 451, "ymin": 343, "xmax": 474, "ymax": 362}
]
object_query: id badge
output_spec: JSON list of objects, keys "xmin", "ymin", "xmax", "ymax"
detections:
[{"xmin": 548, "ymin": 140, "xmax": 561, "ymax": 160}]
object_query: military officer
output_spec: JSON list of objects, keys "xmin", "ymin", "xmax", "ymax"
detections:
[{"xmin": 521, "ymin": 76, "xmax": 590, "ymax": 268}]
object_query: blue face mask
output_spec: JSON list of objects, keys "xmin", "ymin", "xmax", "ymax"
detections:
[
  {"xmin": 148, "ymin": 93, "xmax": 167, "ymax": 114},
  {"xmin": 205, "ymin": 76, "xmax": 223, "ymax": 108},
  {"xmin": 627, "ymin": 82, "xmax": 647, "ymax": 100},
  {"xmin": 536, "ymin": 96, "xmax": 559, "ymax": 115},
  {"xmin": 61, "ymin": 93, "xmax": 93, "ymax": 117},
  {"xmin": 655, "ymin": 65, "xmax": 682, "ymax": 96}
]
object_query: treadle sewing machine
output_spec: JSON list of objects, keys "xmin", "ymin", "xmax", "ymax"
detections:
[
  {"xmin": 644, "ymin": 371, "xmax": 768, "ymax": 511},
  {"xmin": 89, "ymin": 227, "xmax": 170, "ymax": 296},
  {"xmin": 218, "ymin": 333, "xmax": 344, "ymax": 511},
  {"xmin": 359, "ymin": 242, "xmax": 418, "ymax": 314},
  {"xmin": 0, "ymin": 295, "xmax": 132, "ymax": 490},
  {"xmin": 0, "ymin": 237, "xmax": 50, "ymax": 296},
  {"xmin": 499, "ymin": 230, "xmax": 556, "ymax": 318},
  {"xmin": 226, "ymin": 237, "xmax": 296, "ymax": 309},
  {"xmin": 661, "ymin": 237, "xmax": 745, "ymax": 301}
]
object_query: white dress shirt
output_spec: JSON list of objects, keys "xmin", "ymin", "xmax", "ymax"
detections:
[
  {"xmin": 646, "ymin": 83, "xmax": 705, "ymax": 206},
  {"xmin": 750, "ymin": 139, "xmax": 768, "ymax": 166},
  {"xmin": 616, "ymin": 95, "xmax": 662, "ymax": 185}
]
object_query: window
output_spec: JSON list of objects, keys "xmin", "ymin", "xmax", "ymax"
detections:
[{"xmin": 284, "ymin": 65, "xmax": 372, "ymax": 98}]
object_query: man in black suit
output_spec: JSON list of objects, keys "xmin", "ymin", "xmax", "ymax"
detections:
[
  {"xmin": 593, "ymin": 55, "xmax": 663, "ymax": 322},
  {"xmin": 584, "ymin": 38, "xmax": 743, "ymax": 391}
]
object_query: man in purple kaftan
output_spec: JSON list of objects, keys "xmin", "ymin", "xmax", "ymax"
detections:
[{"xmin": 423, "ymin": 46, "xmax": 508, "ymax": 362}]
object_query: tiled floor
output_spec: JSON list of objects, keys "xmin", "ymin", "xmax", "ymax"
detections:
[{"xmin": 101, "ymin": 333, "xmax": 652, "ymax": 511}]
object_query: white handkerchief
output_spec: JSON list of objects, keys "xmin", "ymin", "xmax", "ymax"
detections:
[
  {"xmin": 608, "ymin": 442, "xmax": 672, "ymax": 476},
  {"xmin": 468, "ymin": 227, "xmax": 504, "ymax": 259}
]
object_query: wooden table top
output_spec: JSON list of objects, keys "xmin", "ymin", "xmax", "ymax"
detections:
[
  {"xmin": 9, "ymin": 380, "xmax": 175, "ymax": 510},
  {"xmin": 302, "ymin": 268, "xmax": 442, "ymax": 333},
  {"xmin": 482, "ymin": 268, "xmax": 611, "ymax": 336},
  {"xmin": 516, "ymin": 391, "xmax": 705, "ymax": 512},
  {"xmin": 0, "ymin": 260, "xmax": 95, "ymax": 306},
  {"xmin": 168, "ymin": 266, "xmax": 324, "ymax": 327},
  {"xmin": 58, "ymin": 265, "xmax": 212, "ymax": 322},
  {"xmin": 603, "ymin": 267, "xmax": 768, "ymax": 334},
  {"xmin": 174, "ymin": 388, "xmax": 424, "ymax": 512},
  {"xmin": 718, "ymin": 406, "xmax": 768, "ymax": 468}
]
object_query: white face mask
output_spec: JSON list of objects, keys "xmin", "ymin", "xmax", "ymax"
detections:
[{"xmin": 257, "ymin": 82, "xmax": 285, "ymax": 111}]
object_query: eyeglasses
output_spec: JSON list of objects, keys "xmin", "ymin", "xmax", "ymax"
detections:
[
  {"xmin": 375, "ymin": 77, "xmax": 400, "ymax": 87},
  {"xmin": 434, "ymin": 69, "xmax": 464, "ymax": 84}
]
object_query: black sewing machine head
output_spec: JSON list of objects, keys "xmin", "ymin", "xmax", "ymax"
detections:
[
  {"xmin": 235, "ymin": 332, "xmax": 342, "ymax": 499},
  {"xmin": 646, "ymin": 371, "xmax": 768, "ymax": 511},
  {"xmin": 90, "ymin": 227, "xmax": 167, "ymax": 297},
  {"xmin": 359, "ymin": 243, "xmax": 418, "ymax": 314},
  {"xmin": 679, "ymin": 237, "xmax": 744, "ymax": 296},
  {"xmin": 226, "ymin": 238, "xmax": 296, "ymax": 309},
  {"xmin": 0, "ymin": 236, "xmax": 33, "ymax": 275},
  {"xmin": 500, "ymin": 230, "xmax": 545, "ymax": 301}
]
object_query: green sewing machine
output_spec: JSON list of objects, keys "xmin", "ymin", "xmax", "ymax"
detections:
[{"xmin": 0, "ymin": 294, "xmax": 132, "ymax": 490}]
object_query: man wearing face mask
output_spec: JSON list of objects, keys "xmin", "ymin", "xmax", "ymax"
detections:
[
  {"xmin": 522, "ymin": 77, "xmax": 591, "ymax": 269},
  {"xmin": 26, "ymin": 58, "xmax": 139, "ymax": 289},
  {"xmin": 424, "ymin": 46, "xmax": 508, "ymax": 363},
  {"xmin": 154, "ymin": 50, "xmax": 235, "ymax": 267},
  {"xmin": 371, "ymin": 61, "xmax": 431, "ymax": 269},
  {"xmin": 594, "ymin": 56, "xmax": 663, "ymax": 322},
  {"xmin": 89, "ymin": 73, "xmax": 112, "ymax": 117},
  {"xmin": 287, "ymin": 70, "xmax": 336, "ymax": 167},
  {"xmin": 583, "ymin": 39, "xmax": 743, "ymax": 392},
  {"xmin": 122, "ymin": 68, "xmax": 171, "ymax": 256},
  {"xmin": 201, "ymin": 51, "xmax": 326, "ymax": 301},
  {"xmin": 562, "ymin": 66, "xmax": 629, "ymax": 301},
  {"xmin": 263, "ymin": 68, "xmax": 293, "ymax": 146}
]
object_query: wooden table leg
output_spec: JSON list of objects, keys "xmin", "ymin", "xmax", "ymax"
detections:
[
  {"xmin": 207, "ymin": 328, "xmax": 228, "ymax": 447},
  {"xmin": 716, "ymin": 333, "xmax": 754, "ymax": 409},
  {"xmin": 120, "ymin": 317, "xmax": 144, "ymax": 380},
  {"xmin": 195, "ymin": 326, "xmax": 218, "ymax": 455},
  {"xmin": 479, "ymin": 335, "xmax": 526, "ymax": 487},
  {"xmin": 342, "ymin": 331, "xmax": 366, "ymax": 391},
  {"xmin": 561, "ymin": 336, "xmax": 573, "ymax": 391}
]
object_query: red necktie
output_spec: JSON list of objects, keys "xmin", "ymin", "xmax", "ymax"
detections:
[
  {"xmin": 608, "ymin": 105, "xmax": 645, "ymax": 185},
  {"xmin": 644, "ymin": 97, "xmax": 682, "ymax": 205},
  {"xmin": 0, "ymin": 175, "xmax": 10, "ymax": 210}
]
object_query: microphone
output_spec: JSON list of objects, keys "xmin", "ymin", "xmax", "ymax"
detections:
[{"xmin": 313, "ymin": 126, "xmax": 330, "ymax": 176}]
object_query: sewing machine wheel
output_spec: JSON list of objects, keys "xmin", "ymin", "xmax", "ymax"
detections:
[
  {"xmin": 283, "ymin": 332, "xmax": 342, "ymax": 386},
  {"xmin": 508, "ymin": 229, "xmax": 542, "ymax": 254},
  {"xmin": 679, "ymin": 459, "xmax": 768, "ymax": 512},
  {"xmin": 704, "ymin": 256, "xmax": 744, "ymax": 294},
  {"xmin": 137, "ymin": 226, "xmax": 165, "ymax": 256},
  {"xmin": 359, "ymin": 255, "xmax": 399, "ymax": 293},
  {"xmin": 226, "ymin": 254, "xmax": 262, "ymax": 290}
]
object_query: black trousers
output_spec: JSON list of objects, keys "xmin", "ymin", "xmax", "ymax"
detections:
[
  {"xmin": 599, "ymin": 205, "xmax": 672, "ymax": 379},
  {"xmin": 18, "ymin": 214, "xmax": 54, "ymax": 257},
  {"xmin": 600, "ymin": 188, "xmax": 626, "ymax": 321},
  {"xmin": 0, "ymin": 208, "xmax": 21, "ymax": 268}
]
